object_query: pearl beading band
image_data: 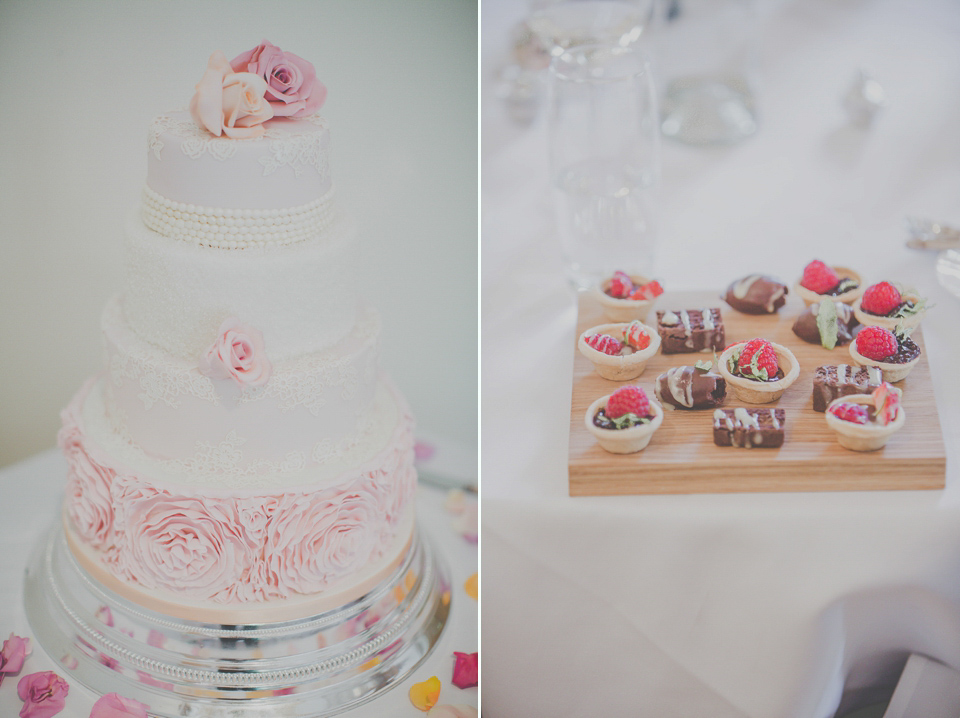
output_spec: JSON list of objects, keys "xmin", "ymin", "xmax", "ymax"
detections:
[{"xmin": 141, "ymin": 185, "xmax": 337, "ymax": 249}]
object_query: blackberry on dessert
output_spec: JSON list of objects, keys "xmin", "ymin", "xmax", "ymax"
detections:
[
  {"xmin": 656, "ymin": 308, "xmax": 724, "ymax": 354},
  {"xmin": 654, "ymin": 360, "xmax": 726, "ymax": 410},
  {"xmin": 713, "ymin": 408, "xmax": 786, "ymax": 448},
  {"xmin": 791, "ymin": 299, "xmax": 858, "ymax": 349},
  {"xmin": 812, "ymin": 364, "xmax": 883, "ymax": 412},
  {"xmin": 722, "ymin": 274, "xmax": 788, "ymax": 314}
]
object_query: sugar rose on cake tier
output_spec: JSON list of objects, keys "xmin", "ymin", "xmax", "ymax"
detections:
[
  {"xmin": 585, "ymin": 386, "xmax": 663, "ymax": 454},
  {"xmin": 795, "ymin": 259, "xmax": 864, "ymax": 305}
]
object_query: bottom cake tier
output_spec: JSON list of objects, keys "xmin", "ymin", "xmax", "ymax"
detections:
[{"xmin": 59, "ymin": 375, "xmax": 418, "ymax": 624}]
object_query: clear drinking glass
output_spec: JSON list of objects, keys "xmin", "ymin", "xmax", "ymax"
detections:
[
  {"xmin": 528, "ymin": 0, "xmax": 656, "ymax": 57},
  {"xmin": 658, "ymin": 0, "xmax": 759, "ymax": 145},
  {"xmin": 548, "ymin": 44, "xmax": 661, "ymax": 288}
]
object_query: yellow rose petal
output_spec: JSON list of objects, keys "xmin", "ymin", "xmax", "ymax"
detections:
[
  {"xmin": 409, "ymin": 675, "xmax": 442, "ymax": 712},
  {"xmin": 464, "ymin": 572, "xmax": 478, "ymax": 600},
  {"xmin": 441, "ymin": 590, "xmax": 451, "ymax": 606}
]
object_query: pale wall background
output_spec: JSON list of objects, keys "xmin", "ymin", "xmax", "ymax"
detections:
[{"xmin": 0, "ymin": 0, "xmax": 478, "ymax": 469}]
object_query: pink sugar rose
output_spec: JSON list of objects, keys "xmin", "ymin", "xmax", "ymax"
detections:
[
  {"xmin": 113, "ymin": 484, "xmax": 255, "ymax": 600},
  {"xmin": 0, "ymin": 634, "xmax": 30, "ymax": 686},
  {"xmin": 17, "ymin": 671, "xmax": 68, "ymax": 718},
  {"xmin": 58, "ymin": 402, "xmax": 115, "ymax": 549},
  {"xmin": 89, "ymin": 692, "xmax": 149, "ymax": 718},
  {"xmin": 190, "ymin": 50, "xmax": 274, "ymax": 139},
  {"xmin": 266, "ymin": 488, "xmax": 381, "ymax": 596},
  {"xmin": 231, "ymin": 40, "xmax": 327, "ymax": 118},
  {"xmin": 199, "ymin": 318, "xmax": 272, "ymax": 388}
]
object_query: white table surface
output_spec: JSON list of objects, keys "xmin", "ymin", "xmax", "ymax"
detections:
[
  {"xmin": 0, "ymin": 449, "xmax": 478, "ymax": 718},
  {"xmin": 481, "ymin": 0, "xmax": 960, "ymax": 716}
]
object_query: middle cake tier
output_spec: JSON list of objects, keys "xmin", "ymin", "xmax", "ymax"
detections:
[{"xmin": 101, "ymin": 296, "xmax": 388, "ymax": 479}]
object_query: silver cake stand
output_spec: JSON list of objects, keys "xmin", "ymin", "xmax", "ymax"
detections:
[{"xmin": 24, "ymin": 520, "xmax": 450, "ymax": 717}]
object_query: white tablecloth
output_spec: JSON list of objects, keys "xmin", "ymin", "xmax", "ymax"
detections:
[
  {"xmin": 481, "ymin": 0, "xmax": 960, "ymax": 716},
  {"xmin": 0, "ymin": 450, "xmax": 477, "ymax": 718}
]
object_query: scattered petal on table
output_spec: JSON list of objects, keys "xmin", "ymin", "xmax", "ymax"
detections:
[
  {"xmin": 451, "ymin": 652, "xmax": 478, "ymax": 689},
  {"xmin": 409, "ymin": 675, "xmax": 441, "ymax": 712},
  {"xmin": 414, "ymin": 441, "xmax": 436, "ymax": 462},
  {"xmin": 0, "ymin": 634, "xmax": 31, "ymax": 686},
  {"xmin": 94, "ymin": 606, "xmax": 114, "ymax": 628},
  {"xmin": 453, "ymin": 503, "xmax": 478, "ymax": 543},
  {"xmin": 89, "ymin": 692, "xmax": 149, "ymax": 718},
  {"xmin": 17, "ymin": 671, "xmax": 69, "ymax": 718},
  {"xmin": 444, "ymin": 489, "xmax": 466, "ymax": 515},
  {"xmin": 428, "ymin": 705, "xmax": 478, "ymax": 718},
  {"xmin": 464, "ymin": 572, "xmax": 478, "ymax": 600}
]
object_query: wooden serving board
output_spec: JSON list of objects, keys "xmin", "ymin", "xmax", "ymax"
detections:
[{"xmin": 568, "ymin": 290, "xmax": 946, "ymax": 495}]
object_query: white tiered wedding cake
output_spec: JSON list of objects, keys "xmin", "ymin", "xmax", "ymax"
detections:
[{"xmin": 56, "ymin": 42, "xmax": 417, "ymax": 624}]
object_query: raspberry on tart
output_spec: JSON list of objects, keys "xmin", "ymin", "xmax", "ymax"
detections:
[
  {"xmin": 794, "ymin": 260, "xmax": 864, "ymax": 306},
  {"xmin": 848, "ymin": 325, "xmax": 921, "ymax": 382},
  {"xmin": 585, "ymin": 386, "xmax": 664, "ymax": 454},
  {"xmin": 853, "ymin": 281, "xmax": 929, "ymax": 331},
  {"xmin": 825, "ymin": 381, "xmax": 905, "ymax": 451},
  {"xmin": 578, "ymin": 321, "xmax": 661, "ymax": 380},
  {"xmin": 718, "ymin": 338, "xmax": 799, "ymax": 403},
  {"xmin": 594, "ymin": 272, "xmax": 664, "ymax": 323}
]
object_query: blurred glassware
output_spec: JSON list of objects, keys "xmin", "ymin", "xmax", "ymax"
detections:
[
  {"xmin": 906, "ymin": 217, "xmax": 960, "ymax": 300},
  {"xmin": 494, "ymin": 21, "xmax": 552, "ymax": 126},
  {"xmin": 548, "ymin": 44, "xmax": 661, "ymax": 288},
  {"xmin": 936, "ymin": 250, "xmax": 960, "ymax": 299},
  {"xmin": 658, "ymin": 0, "xmax": 759, "ymax": 145},
  {"xmin": 842, "ymin": 70, "xmax": 886, "ymax": 128},
  {"xmin": 528, "ymin": 0, "xmax": 656, "ymax": 57}
]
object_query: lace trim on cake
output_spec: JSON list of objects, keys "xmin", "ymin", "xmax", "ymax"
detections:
[
  {"xmin": 149, "ymin": 113, "xmax": 329, "ymax": 180},
  {"xmin": 110, "ymin": 350, "xmax": 219, "ymax": 410}
]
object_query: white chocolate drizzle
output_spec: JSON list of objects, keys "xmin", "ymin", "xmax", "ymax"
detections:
[
  {"xmin": 734, "ymin": 407, "xmax": 760, "ymax": 429},
  {"xmin": 733, "ymin": 275, "xmax": 762, "ymax": 299},
  {"xmin": 701, "ymin": 309, "xmax": 715, "ymax": 331},
  {"xmin": 679, "ymin": 310, "xmax": 693, "ymax": 347},
  {"xmin": 661, "ymin": 311, "xmax": 680, "ymax": 326}
]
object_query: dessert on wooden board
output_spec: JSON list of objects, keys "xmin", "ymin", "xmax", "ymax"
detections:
[
  {"xmin": 849, "ymin": 326, "xmax": 921, "ymax": 382},
  {"xmin": 656, "ymin": 308, "xmax": 725, "ymax": 354},
  {"xmin": 718, "ymin": 338, "xmax": 800, "ymax": 403},
  {"xmin": 594, "ymin": 271, "xmax": 664, "ymax": 322},
  {"xmin": 792, "ymin": 299, "xmax": 858, "ymax": 348},
  {"xmin": 852, "ymin": 281, "xmax": 929, "ymax": 331},
  {"xmin": 713, "ymin": 408, "xmax": 786, "ymax": 449},
  {"xmin": 722, "ymin": 274, "xmax": 789, "ymax": 314},
  {"xmin": 826, "ymin": 382, "xmax": 905, "ymax": 451},
  {"xmin": 585, "ymin": 386, "xmax": 664, "ymax": 454},
  {"xmin": 654, "ymin": 361, "xmax": 726, "ymax": 410},
  {"xmin": 578, "ymin": 320, "xmax": 661, "ymax": 380},
  {"xmin": 794, "ymin": 259, "xmax": 864, "ymax": 306},
  {"xmin": 812, "ymin": 365, "xmax": 884, "ymax": 412}
]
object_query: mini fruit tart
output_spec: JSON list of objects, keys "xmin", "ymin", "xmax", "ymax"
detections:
[
  {"xmin": 852, "ymin": 281, "xmax": 929, "ymax": 331},
  {"xmin": 848, "ymin": 325, "xmax": 921, "ymax": 382},
  {"xmin": 585, "ymin": 385, "xmax": 664, "ymax": 454},
  {"xmin": 825, "ymin": 382, "xmax": 905, "ymax": 451},
  {"xmin": 577, "ymin": 320, "xmax": 661, "ymax": 380},
  {"xmin": 718, "ymin": 338, "xmax": 800, "ymax": 403},
  {"xmin": 593, "ymin": 271, "xmax": 664, "ymax": 322},
  {"xmin": 794, "ymin": 259, "xmax": 864, "ymax": 306}
]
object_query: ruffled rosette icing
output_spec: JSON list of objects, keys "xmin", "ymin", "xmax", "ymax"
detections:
[{"xmin": 59, "ymin": 381, "xmax": 417, "ymax": 603}]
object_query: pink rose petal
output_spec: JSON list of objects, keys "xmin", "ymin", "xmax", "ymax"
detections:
[
  {"xmin": 17, "ymin": 671, "xmax": 69, "ymax": 718},
  {"xmin": 90, "ymin": 693, "xmax": 149, "ymax": 718},
  {"xmin": 451, "ymin": 651, "xmax": 478, "ymax": 689},
  {"xmin": 414, "ymin": 441, "xmax": 436, "ymax": 462}
]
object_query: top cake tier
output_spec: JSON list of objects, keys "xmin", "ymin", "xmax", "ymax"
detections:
[{"xmin": 144, "ymin": 110, "xmax": 334, "ymax": 248}]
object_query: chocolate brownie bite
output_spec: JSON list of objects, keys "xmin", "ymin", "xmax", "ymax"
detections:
[
  {"xmin": 722, "ymin": 274, "xmax": 788, "ymax": 314},
  {"xmin": 812, "ymin": 364, "xmax": 883, "ymax": 412},
  {"xmin": 654, "ymin": 363, "xmax": 726, "ymax": 410},
  {"xmin": 712, "ymin": 407, "xmax": 786, "ymax": 448},
  {"xmin": 656, "ymin": 308, "xmax": 724, "ymax": 354},
  {"xmin": 792, "ymin": 300, "xmax": 858, "ymax": 349}
]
